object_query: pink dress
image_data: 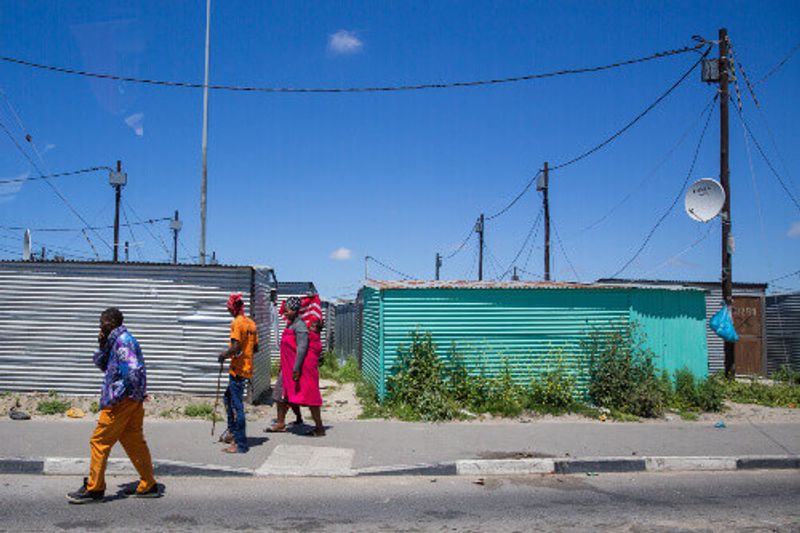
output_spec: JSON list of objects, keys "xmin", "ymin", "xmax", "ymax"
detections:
[{"xmin": 280, "ymin": 327, "xmax": 323, "ymax": 407}]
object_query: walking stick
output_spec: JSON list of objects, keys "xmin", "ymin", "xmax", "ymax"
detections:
[{"xmin": 211, "ymin": 360, "xmax": 223, "ymax": 436}]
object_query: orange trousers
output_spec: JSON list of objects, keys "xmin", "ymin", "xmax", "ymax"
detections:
[{"xmin": 86, "ymin": 398, "xmax": 156, "ymax": 493}]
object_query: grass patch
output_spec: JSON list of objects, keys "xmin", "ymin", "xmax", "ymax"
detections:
[
  {"xmin": 184, "ymin": 403, "xmax": 214, "ymax": 418},
  {"xmin": 721, "ymin": 378, "xmax": 800, "ymax": 408},
  {"xmin": 89, "ymin": 401, "xmax": 100, "ymax": 414},
  {"xmin": 678, "ymin": 410, "xmax": 699, "ymax": 421},
  {"xmin": 36, "ymin": 399, "xmax": 71, "ymax": 415}
]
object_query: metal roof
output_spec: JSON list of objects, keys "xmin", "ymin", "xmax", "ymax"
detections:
[
  {"xmin": 597, "ymin": 278, "xmax": 768, "ymax": 290},
  {"xmin": 277, "ymin": 281, "xmax": 317, "ymax": 295},
  {"xmin": 364, "ymin": 280, "xmax": 703, "ymax": 291},
  {"xmin": 0, "ymin": 259, "xmax": 274, "ymax": 270}
]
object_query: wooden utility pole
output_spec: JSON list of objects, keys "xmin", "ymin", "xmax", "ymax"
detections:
[
  {"xmin": 543, "ymin": 162, "xmax": 551, "ymax": 281},
  {"xmin": 476, "ymin": 214, "xmax": 485, "ymax": 281},
  {"xmin": 171, "ymin": 210, "xmax": 182, "ymax": 265},
  {"xmin": 435, "ymin": 253, "xmax": 442, "ymax": 280},
  {"xmin": 109, "ymin": 160, "xmax": 126, "ymax": 263},
  {"xmin": 719, "ymin": 28, "xmax": 734, "ymax": 377}
]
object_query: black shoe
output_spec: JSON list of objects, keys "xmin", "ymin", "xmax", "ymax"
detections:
[
  {"xmin": 66, "ymin": 477, "xmax": 104, "ymax": 504},
  {"xmin": 132, "ymin": 484, "xmax": 161, "ymax": 498}
]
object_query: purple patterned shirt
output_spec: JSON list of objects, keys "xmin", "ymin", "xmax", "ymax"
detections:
[{"xmin": 93, "ymin": 325, "xmax": 147, "ymax": 409}]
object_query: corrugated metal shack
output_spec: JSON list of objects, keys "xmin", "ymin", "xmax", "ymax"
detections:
[
  {"xmin": 270, "ymin": 281, "xmax": 333, "ymax": 357},
  {"xmin": 766, "ymin": 292, "xmax": 800, "ymax": 373},
  {"xmin": 360, "ymin": 280, "xmax": 708, "ymax": 400},
  {"xmin": 598, "ymin": 279, "xmax": 768, "ymax": 375},
  {"xmin": 332, "ymin": 300, "xmax": 361, "ymax": 363},
  {"xmin": 0, "ymin": 261, "xmax": 278, "ymax": 402}
]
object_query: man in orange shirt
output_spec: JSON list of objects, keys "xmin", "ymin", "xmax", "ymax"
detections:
[{"xmin": 218, "ymin": 293, "xmax": 258, "ymax": 454}]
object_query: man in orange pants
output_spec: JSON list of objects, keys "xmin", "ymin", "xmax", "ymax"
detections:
[{"xmin": 67, "ymin": 308, "xmax": 159, "ymax": 504}]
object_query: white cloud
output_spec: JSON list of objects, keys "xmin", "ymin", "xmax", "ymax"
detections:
[
  {"xmin": 788, "ymin": 222, "xmax": 800, "ymax": 238},
  {"xmin": 124, "ymin": 112, "xmax": 144, "ymax": 137},
  {"xmin": 330, "ymin": 247, "xmax": 353, "ymax": 260},
  {"xmin": 0, "ymin": 172, "xmax": 28, "ymax": 204},
  {"xmin": 41, "ymin": 143, "xmax": 56, "ymax": 155},
  {"xmin": 328, "ymin": 30, "xmax": 363, "ymax": 55}
]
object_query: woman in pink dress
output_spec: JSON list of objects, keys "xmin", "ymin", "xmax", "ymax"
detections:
[{"xmin": 267, "ymin": 297, "xmax": 325, "ymax": 436}]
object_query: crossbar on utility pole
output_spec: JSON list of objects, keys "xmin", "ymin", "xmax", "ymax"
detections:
[
  {"xmin": 719, "ymin": 28, "xmax": 735, "ymax": 377},
  {"xmin": 543, "ymin": 161, "xmax": 551, "ymax": 281}
]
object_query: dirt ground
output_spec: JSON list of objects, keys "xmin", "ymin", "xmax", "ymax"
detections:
[{"xmin": 2, "ymin": 382, "xmax": 799, "ymax": 424}]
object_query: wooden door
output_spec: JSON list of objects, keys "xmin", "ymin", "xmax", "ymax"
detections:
[{"xmin": 732, "ymin": 296, "xmax": 763, "ymax": 375}]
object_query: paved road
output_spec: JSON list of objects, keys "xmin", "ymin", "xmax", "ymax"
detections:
[
  {"xmin": 3, "ymin": 419, "xmax": 799, "ymax": 470},
  {"xmin": 1, "ymin": 471, "xmax": 798, "ymax": 531}
]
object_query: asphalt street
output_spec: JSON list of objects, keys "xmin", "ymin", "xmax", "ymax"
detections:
[{"xmin": 1, "ymin": 471, "xmax": 798, "ymax": 531}]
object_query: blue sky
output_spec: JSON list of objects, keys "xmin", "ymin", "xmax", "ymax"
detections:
[{"xmin": 0, "ymin": 1, "xmax": 798, "ymax": 299}]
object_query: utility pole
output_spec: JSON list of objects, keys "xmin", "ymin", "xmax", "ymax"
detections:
[
  {"xmin": 543, "ymin": 161, "xmax": 551, "ymax": 281},
  {"xmin": 719, "ymin": 28, "xmax": 734, "ymax": 377},
  {"xmin": 170, "ymin": 210, "xmax": 183, "ymax": 264},
  {"xmin": 364, "ymin": 256, "xmax": 370, "ymax": 280},
  {"xmin": 109, "ymin": 160, "xmax": 127, "ymax": 262},
  {"xmin": 199, "ymin": 0, "xmax": 212, "ymax": 265},
  {"xmin": 125, "ymin": 241, "xmax": 129, "ymax": 262},
  {"xmin": 512, "ymin": 266, "xmax": 519, "ymax": 281},
  {"xmin": 475, "ymin": 214, "xmax": 485, "ymax": 281},
  {"xmin": 435, "ymin": 253, "xmax": 442, "ymax": 280}
]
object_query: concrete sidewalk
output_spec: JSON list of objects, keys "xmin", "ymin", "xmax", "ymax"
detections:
[{"xmin": 2, "ymin": 418, "xmax": 799, "ymax": 476}]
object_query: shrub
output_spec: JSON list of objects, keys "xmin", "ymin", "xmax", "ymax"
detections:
[
  {"xmin": 37, "ymin": 399, "xmax": 71, "ymax": 415},
  {"xmin": 673, "ymin": 367, "xmax": 698, "ymax": 409},
  {"xmin": 89, "ymin": 401, "xmax": 100, "ymax": 414},
  {"xmin": 445, "ymin": 346, "xmax": 490, "ymax": 412},
  {"xmin": 721, "ymin": 377, "xmax": 800, "ymax": 408},
  {"xmin": 386, "ymin": 331, "xmax": 458, "ymax": 421},
  {"xmin": 584, "ymin": 324, "xmax": 665, "ymax": 418},
  {"xmin": 526, "ymin": 353, "xmax": 578, "ymax": 413},
  {"xmin": 482, "ymin": 361, "xmax": 525, "ymax": 417},
  {"xmin": 695, "ymin": 374, "xmax": 725, "ymax": 412},
  {"xmin": 772, "ymin": 365, "xmax": 800, "ymax": 385},
  {"xmin": 184, "ymin": 403, "xmax": 214, "ymax": 418}
]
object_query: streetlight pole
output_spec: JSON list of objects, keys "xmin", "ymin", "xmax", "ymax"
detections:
[{"xmin": 199, "ymin": 0, "xmax": 211, "ymax": 265}]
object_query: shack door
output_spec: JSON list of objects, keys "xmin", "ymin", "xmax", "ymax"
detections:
[{"xmin": 732, "ymin": 296, "xmax": 763, "ymax": 375}]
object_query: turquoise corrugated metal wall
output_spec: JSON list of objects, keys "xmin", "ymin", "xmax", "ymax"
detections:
[
  {"xmin": 629, "ymin": 289, "xmax": 708, "ymax": 378},
  {"xmin": 360, "ymin": 286, "xmax": 708, "ymax": 400}
]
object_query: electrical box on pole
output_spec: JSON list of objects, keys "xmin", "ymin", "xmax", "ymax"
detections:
[{"xmin": 109, "ymin": 160, "xmax": 127, "ymax": 263}]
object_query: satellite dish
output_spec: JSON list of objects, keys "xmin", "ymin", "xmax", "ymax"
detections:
[
  {"xmin": 23, "ymin": 229, "xmax": 31, "ymax": 261},
  {"xmin": 685, "ymin": 178, "xmax": 725, "ymax": 222}
]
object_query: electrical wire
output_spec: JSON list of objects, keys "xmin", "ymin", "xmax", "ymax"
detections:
[
  {"xmin": 120, "ymin": 201, "xmax": 144, "ymax": 262},
  {"xmin": 609, "ymin": 90, "xmax": 716, "ymax": 279},
  {"xmin": 551, "ymin": 46, "xmax": 712, "ymax": 171},
  {"xmin": 552, "ymin": 219, "xmax": 581, "ymax": 282},
  {"xmin": 768, "ymin": 269, "xmax": 800, "ymax": 284},
  {"xmin": 755, "ymin": 42, "xmax": 800, "ymax": 86},
  {"xmin": 579, "ymin": 93, "xmax": 719, "ymax": 233},
  {"xmin": 367, "ymin": 256, "xmax": 416, "ymax": 280},
  {"xmin": 640, "ymin": 222, "xmax": 714, "ymax": 277},
  {"xmin": 443, "ymin": 227, "xmax": 474, "ymax": 260},
  {"xmin": 0, "ymin": 116, "xmax": 111, "ymax": 250},
  {"xmin": 0, "ymin": 217, "xmax": 172, "ymax": 233},
  {"xmin": 499, "ymin": 207, "xmax": 544, "ymax": 279},
  {"xmin": 733, "ymin": 102, "xmax": 800, "ymax": 212},
  {"xmin": 0, "ymin": 166, "xmax": 112, "ymax": 185},
  {"xmin": 124, "ymin": 199, "xmax": 173, "ymax": 257},
  {"xmin": 514, "ymin": 267, "xmax": 544, "ymax": 281},
  {"xmin": 486, "ymin": 170, "xmax": 542, "ymax": 221},
  {"xmin": 0, "ymin": 43, "xmax": 706, "ymax": 94}
]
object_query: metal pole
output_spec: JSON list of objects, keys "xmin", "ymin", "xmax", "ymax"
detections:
[
  {"xmin": 477, "ymin": 214, "xmax": 485, "ymax": 281},
  {"xmin": 435, "ymin": 253, "xmax": 441, "ymax": 280},
  {"xmin": 543, "ymin": 161, "xmax": 550, "ymax": 281},
  {"xmin": 364, "ymin": 256, "xmax": 370, "ymax": 280},
  {"xmin": 125, "ymin": 241, "xmax": 129, "ymax": 262},
  {"xmin": 719, "ymin": 28, "xmax": 734, "ymax": 378},
  {"xmin": 172, "ymin": 210, "xmax": 181, "ymax": 265},
  {"xmin": 199, "ymin": 0, "xmax": 211, "ymax": 265},
  {"xmin": 113, "ymin": 160, "xmax": 121, "ymax": 262}
]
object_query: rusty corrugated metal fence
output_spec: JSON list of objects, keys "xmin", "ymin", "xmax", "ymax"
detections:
[{"xmin": 0, "ymin": 261, "xmax": 277, "ymax": 401}]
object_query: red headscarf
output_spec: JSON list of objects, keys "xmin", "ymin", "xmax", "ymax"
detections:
[{"xmin": 227, "ymin": 293, "xmax": 244, "ymax": 316}]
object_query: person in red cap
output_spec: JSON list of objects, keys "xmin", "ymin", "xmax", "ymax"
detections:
[{"xmin": 218, "ymin": 293, "xmax": 258, "ymax": 453}]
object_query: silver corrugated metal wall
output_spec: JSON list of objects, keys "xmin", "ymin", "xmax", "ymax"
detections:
[
  {"xmin": 0, "ymin": 262, "xmax": 277, "ymax": 401},
  {"xmin": 333, "ymin": 301, "xmax": 361, "ymax": 362},
  {"xmin": 766, "ymin": 292, "xmax": 800, "ymax": 373}
]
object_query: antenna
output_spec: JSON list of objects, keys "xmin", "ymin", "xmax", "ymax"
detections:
[{"xmin": 685, "ymin": 178, "xmax": 725, "ymax": 222}]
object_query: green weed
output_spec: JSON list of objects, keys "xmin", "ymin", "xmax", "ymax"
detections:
[
  {"xmin": 36, "ymin": 399, "xmax": 71, "ymax": 415},
  {"xmin": 184, "ymin": 403, "xmax": 214, "ymax": 418}
]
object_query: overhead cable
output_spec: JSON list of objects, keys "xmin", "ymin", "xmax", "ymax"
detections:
[
  {"xmin": 755, "ymin": 42, "xmax": 800, "ymax": 86},
  {"xmin": 0, "ymin": 166, "xmax": 112, "ymax": 185},
  {"xmin": 0, "ymin": 43, "xmax": 706, "ymax": 94},
  {"xmin": 733, "ymin": 102, "xmax": 800, "ymax": 212},
  {"xmin": 0, "ymin": 118, "xmax": 111, "ymax": 249},
  {"xmin": 443, "ymin": 227, "xmax": 474, "ymax": 259},
  {"xmin": 551, "ymin": 46, "xmax": 712, "ymax": 171},
  {"xmin": 124, "ymin": 199, "xmax": 173, "ymax": 257},
  {"xmin": 0, "ymin": 217, "xmax": 172, "ymax": 233},
  {"xmin": 499, "ymin": 207, "xmax": 544, "ymax": 279},
  {"xmin": 552, "ymin": 220, "xmax": 581, "ymax": 282},
  {"xmin": 367, "ymin": 256, "xmax": 416, "ymax": 280},
  {"xmin": 609, "ymin": 93, "xmax": 717, "ymax": 279},
  {"xmin": 486, "ymin": 170, "xmax": 542, "ymax": 221}
]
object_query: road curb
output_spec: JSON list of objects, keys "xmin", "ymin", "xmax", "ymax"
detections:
[{"xmin": 1, "ymin": 457, "xmax": 254, "ymax": 477}]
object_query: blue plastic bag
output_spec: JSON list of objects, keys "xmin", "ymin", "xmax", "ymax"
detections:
[{"xmin": 709, "ymin": 306, "xmax": 739, "ymax": 343}]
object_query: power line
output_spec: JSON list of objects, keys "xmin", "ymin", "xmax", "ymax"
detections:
[
  {"xmin": 640, "ymin": 222, "xmax": 714, "ymax": 277},
  {"xmin": 0, "ymin": 43, "xmax": 706, "ymax": 94},
  {"xmin": 0, "ymin": 217, "xmax": 171, "ymax": 233},
  {"xmin": 486, "ymin": 170, "xmax": 542, "ymax": 221},
  {"xmin": 551, "ymin": 46, "xmax": 711, "ymax": 171},
  {"xmin": 443, "ymin": 227, "xmax": 474, "ymax": 260},
  {"xmin": 366, "ymin": 256, "xmax": 416, "ymax": 280},
  {"xmin": 552, "ymin": 219, "xmax": 581, "ymax": 282},
  {"xmin": 0, "ymin": 166, "xmax": 112, "ymax": 185},
  {"xmin": 579, "ymin": 93, "xmax": 718, "ymax": 233},
  {"xmin": 124, "ymin": 199, "xmax": 173, "ymax": 257},
  {"xmin": 609, "ymin": 91, "xmax": 716, "ymax": 279},
  {"xmin": 769, "ymin": 268, "xmax": 800, "ymax": 284},
  {"xmin": 499, "ymin": 207, "xmax": 544, "ymax": 279},
  {"xmin": 733, "ymin": 102, "xmax": 800, "ymax": 212},
  {"xmin": 0, "ymin": 115, "xmax": 111, "ymax": 251},
  {"xmin": 755, "ymin": 42, "xmax": 800, "ymax": 86},
  {"xmin": 120, "ymin": 201, "xmax": 144, "ymax": 262}
]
